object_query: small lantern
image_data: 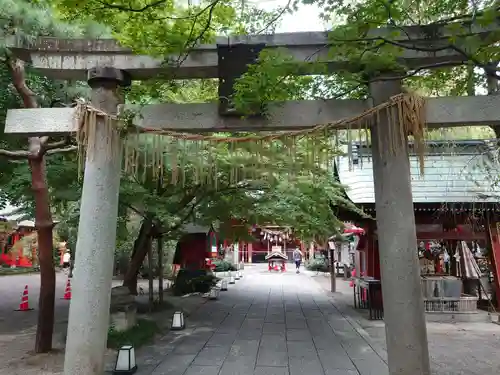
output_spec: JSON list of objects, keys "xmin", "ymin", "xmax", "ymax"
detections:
[
  {"xmin": 235, "ymin": 272, "xmax": 240, "ymax": 280},
  {"xmin": 171, "ymin": 311, "xmax": 185, "ymax": 330},
  {"xmin": 113, "ymin": 345, "xmax": 137, "ymax": 374},
  {"xmin": 208, "ymin": 287, "xmax": 219, "ymax": 300},
  {"xmin": 237, "ymin": 271, "xmax": 243, "ymax": 278},
  {"xmin": 229, "ymin": 276, "xmax": 235, "ymax": 284},
  {"xmin": 220, "ymin": 279, "xmax": 228, "ymax": 291}
]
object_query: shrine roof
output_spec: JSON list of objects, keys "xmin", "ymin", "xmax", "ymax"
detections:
[
  {"xmin": 265, "ymin": 251, "xmax": 288, "ymax": 260},
  {"xmin": 336, "ymin": 140, "xmax": 500, "ymax": 204},
  {"xmin": 180, "ymin": 223, "xmax": 211, "ymax": 234}
]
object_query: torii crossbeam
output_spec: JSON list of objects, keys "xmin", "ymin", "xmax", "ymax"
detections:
[{"xmin": 4, "ymin": 21, "xmax": 500, "ymax": 375}]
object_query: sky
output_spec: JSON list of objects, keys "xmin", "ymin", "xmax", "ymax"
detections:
[{"xmin": 256, "ymin": 0, "xmax": 327, "ymax": 33}]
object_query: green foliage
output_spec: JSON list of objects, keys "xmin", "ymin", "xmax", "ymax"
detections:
[
  {"xmin": 51, "ymin": 0, "xmax": 236, "ymax": 57},
  {"xmin": 212, "ymin": 259, "xmax": 236, "ymax": 272},
  {"xmin": 0, "ymin": 0, "xmax": 102, "ymax": 220},
  {"xmin": 107, "ymin": 318, "xmax": 159, "ymax": 349},
  {"xmin": 231, "ymin": 49, "xmax": 315, "ymax": 115},
  {"xmin": 306, "ymin": 257, "xmax": 328, "ymax": 273},
  {"xmin": 3, "ymin": 0, "xmax": 497, "ymax": 265},
  {"xmin": 172, "ymin": 269, "xmax": 218, "ymax": 296}
]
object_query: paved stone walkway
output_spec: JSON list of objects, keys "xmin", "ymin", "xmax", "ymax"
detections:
[{"xmin": 133, "ymin": 265, "xmax": 388, "ymax": 375}]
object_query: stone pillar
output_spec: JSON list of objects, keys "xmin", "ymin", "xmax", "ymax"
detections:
[
  {"xmin": 369, "ymin": 79, "xmax": 430, "ymax": 375},
  {"xmin": 64, "ymin": 67, "xmax": 130, "ymax": 375}
]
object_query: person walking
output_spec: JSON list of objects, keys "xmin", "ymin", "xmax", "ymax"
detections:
[
  {"xmin": 62, "ymin": 250, "xmax": 71, "ymax": 270},
  {"xmin": 293, "ymin": 248, "xmax": 303, "ymax": 274}
]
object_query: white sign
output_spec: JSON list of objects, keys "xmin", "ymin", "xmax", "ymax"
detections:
[{"xmin": 271, "ymin": 246, "xmax": 282, "ymax": 252}]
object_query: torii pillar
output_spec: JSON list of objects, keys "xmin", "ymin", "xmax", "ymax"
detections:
[
  {"xmin": 369, "ymin": 78, "xmax": 430, "ymax": 375},
  {"xmin": 64, "ymin": 67, "xmax": 130, "ymax": 375}
]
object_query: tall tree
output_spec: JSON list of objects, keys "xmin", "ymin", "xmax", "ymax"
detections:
[
  {"xmin": 0, "ymin": 57, "xmax": 76, "ymax": 354},
  {"xmin": 0, "ymin": 0, "xmax": 106, "ymax": 352}
]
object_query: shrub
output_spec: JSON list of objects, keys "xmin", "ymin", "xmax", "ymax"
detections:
[
  {"xmin": 212, "ymin": 259, "xmax": 237, "ymax": 272},
  {"xmin": 107, "ymin": 319, "xmax": 159, "ymax": 349},
  {"xmin": 306, "ymin": 258, "xmax": 329, "ymax": 273},
  {"xmin": 172, "ymin": 269, "xmax": 219, "ymax": 296}
]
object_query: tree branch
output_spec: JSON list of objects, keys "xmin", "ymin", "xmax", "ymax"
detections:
[
  {"xmin": 46, "ymin": 146, "xmax": 77, "ymax": 155},
  {"xmin": 6, "ymin": 58, "xmax": 38, "ymax": 109},
  {"xmin": 96, "ymin": 0, "xmax": 167, "ymax": 12},
  {"xmin": 0, "ymin": 148, "xmax": 30, "ymax": 159},
  {"xmin": 43, "ymin": 139, "xmax": 73, "ymax": 152},
  {"xmin": 119, "ymin": 201, "xmax": 147, "ymax": 218}
]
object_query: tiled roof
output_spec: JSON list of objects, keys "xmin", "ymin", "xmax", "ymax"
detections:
[{"xmin": 336, "ymin": 140, "xmax": 500, "ymax": 204}]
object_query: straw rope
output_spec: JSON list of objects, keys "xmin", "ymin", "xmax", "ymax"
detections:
[{"xmin": 73, "ymin": 92, "xmax": 426, "ymax": 187}]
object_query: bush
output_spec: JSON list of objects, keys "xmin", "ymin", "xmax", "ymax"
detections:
[
  {"xmin": 172, "ymin": 269, "xmax": 219, "ymax": 296},
  {"xmin": 212, "ymin": 259, "xmax": 237, "ymax": 272},
  {"xmin": 306, "ymin": 258, "xmax": 328, "ymax": 273},
  {"xmin": 107, "ymin": 319, "xmax": 159, "ymax": 349}
]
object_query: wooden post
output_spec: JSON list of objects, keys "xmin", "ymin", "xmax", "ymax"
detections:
[
  {"xmin": 329, "ymin": 247, "xmax": 336, "ymax": 293},
  {"xmin": 369, "ymin": 78, "xmax": 430, "ymax": 375},
  {"xmin": 158, "ymin": 235, "xmax": 164, "ymax": 305}
]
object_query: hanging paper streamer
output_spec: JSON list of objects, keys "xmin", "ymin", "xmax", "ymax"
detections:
[{"xmin": 76, "ymin": 93, "xmax": 426, "ymax": 187}]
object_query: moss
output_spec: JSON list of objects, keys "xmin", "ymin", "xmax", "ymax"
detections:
[{"xmin": 107, "ymin": 319, "xmax": 159, "ymax": 349}]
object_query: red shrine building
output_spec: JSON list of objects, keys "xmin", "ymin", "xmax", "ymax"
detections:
[
  {"xmin": 244, "ymin": 225, "xmax": 302, "ymax": 263},
  {"xmin": 335, "ymin": 140, "xmax": 500, "ymax": 306},
  {"xmin": 0, "ymin": 220, "xmax": 37, "ymax": 268},
  {"xmin": 173, "ymin": 220, "xmax": 305, "ymax": 269}
]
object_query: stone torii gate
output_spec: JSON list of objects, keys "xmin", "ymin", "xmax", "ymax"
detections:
[{"xmin": 5, "ymin": 24, "xmax": 500, "ymax": 375}]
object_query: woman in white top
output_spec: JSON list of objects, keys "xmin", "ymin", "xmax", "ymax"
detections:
[{"xmin": 62, "ymin": 251, "xmax": 71, "ymax": 268}]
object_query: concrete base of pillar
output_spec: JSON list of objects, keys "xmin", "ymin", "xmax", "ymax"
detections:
[{"xmin": 110, "ymin": 304, "xmax": 137, "ymax": 332}]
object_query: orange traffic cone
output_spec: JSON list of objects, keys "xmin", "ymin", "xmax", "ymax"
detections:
[
  {"xmin": 15, "ymin": 285, "xmax": 34, "ymax": 311},
  {"xmin": 61, "ymin": 279, "xmax": 72, "ymax": 300}
]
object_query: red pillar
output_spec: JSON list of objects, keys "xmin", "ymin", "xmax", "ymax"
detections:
[
  {"xmin": 247, "ymin": 242, "xmax": 253, "ymax": 263},
  {"xmin": 488, "ymin": 224, "xmax": 500, "ymax": 306}
]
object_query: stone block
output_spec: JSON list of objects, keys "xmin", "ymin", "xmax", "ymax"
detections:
[
  {"xmin": 287, "ymin": 341, "xmax": 317, "ymax": 359},
  {"xmin": 254, "ymin": 367, "xmax": 289, "ymax": 375},
  {"xmin": 286, "ymin": 329, "xmax": 312, "ymax": 341},
  {"xmin": 256, "ymin": 350, "xmax": 288, "ymax": 367},
  {"xmin": 110, "ymin": 286, "xmax": 136, "ymax": 312},
  {"xmin": 109, "ymin": 304, "xmax": 137, "ymax": 332},
  {"xmin": 193, "ymin": 346, "xmax": 231, "ymax": 366},
  {"xmin": 206, "ymin": 333, "xmax": 237, "ymax": 347},
  {"xmin": 316, "ymin": 349, "xmax": 356, "ymax": 370},
  {"xmin": 219, "ymin": 361, "xmax": 254, "ymax": 375},
  {"xmin": 184, "ymin": 365, "xmax": 221, "ymax": 375},
  {"xmin": 288, "ymin": 357, "xmax": 325, "ymax": 375},
  {"xmin": 152, "ymin": 354, "xmax": 197, "ymax": 375}
]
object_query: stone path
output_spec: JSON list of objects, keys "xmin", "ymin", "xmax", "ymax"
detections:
[
  {"xmin": 133, "ymin": 265, "xmax": 388, "ymax": 375},
  {"xmin": 308, "ymin": 272, "xmax": 500, "ymax": 375}
]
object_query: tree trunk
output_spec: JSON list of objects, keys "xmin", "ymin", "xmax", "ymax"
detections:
[
  {"xmin": 147, "ymin": 237, "xmax": 154, "ymax": 312},
  {"xmin": 7, "ymin": 58, "xmax": 56, "ymax": 354},
  {"xmin": 158, "ymin": 235, "xmax": 164, "ymax": 304},
  {"xmin": 123, "ymin": 218, "xmax": 154, "ymax": 295},
  {"xmin": 30, "ymin": 155, "xmax": 56, "ymax": 353}
]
